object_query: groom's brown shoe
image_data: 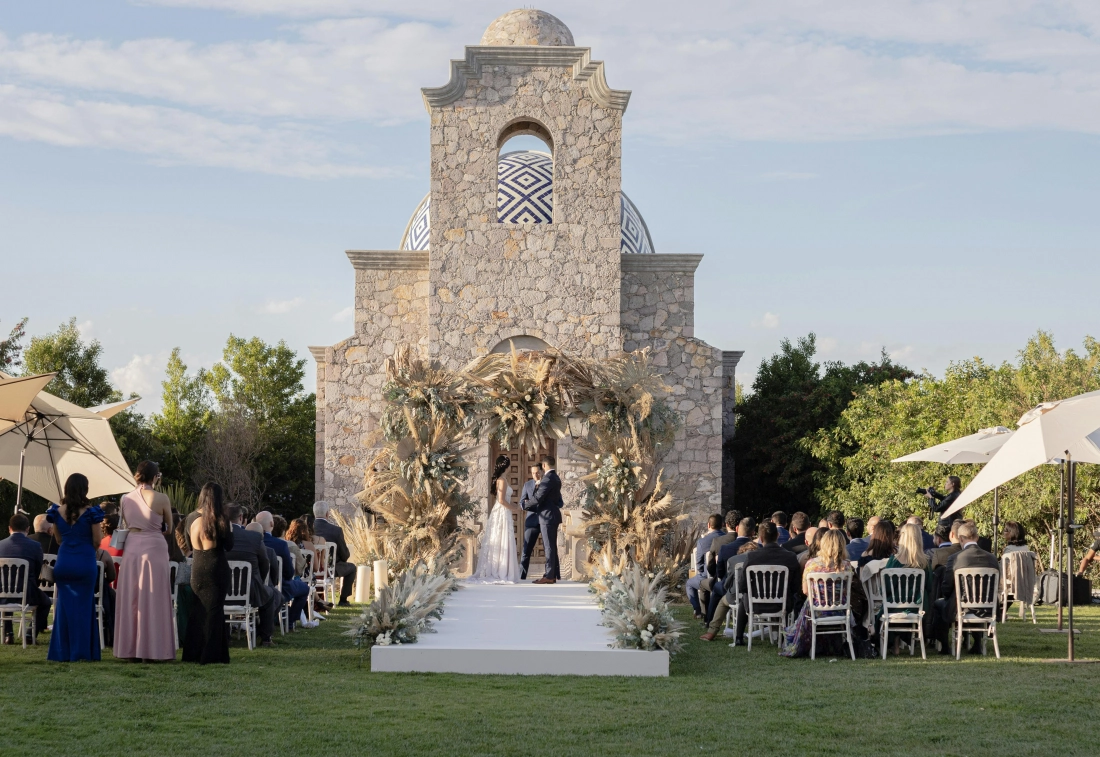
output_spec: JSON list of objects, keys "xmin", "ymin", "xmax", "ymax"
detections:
[{"xmin": 533, "ymin": 577, "xmax": 557, "ymax": 584}]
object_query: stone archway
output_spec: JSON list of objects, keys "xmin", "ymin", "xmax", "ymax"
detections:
[{"xmin": 489, "ymin": 335, "xmax": 551, "ymax": 354}]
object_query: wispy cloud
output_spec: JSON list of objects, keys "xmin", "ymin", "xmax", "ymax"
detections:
[
  {"xmin": 331, "ymin": 306, "xmax": 353, "ymax": 322},
  {"xmin": 111, "ymin": 352, "xmax": 165, "ymax": 400},
  {"xmin": 751, "ymin": 312, "xmax": 780, "ymax": 329},
  {"xmin": 75, "ymin": 320, "xmax": 94, "ymax": 337},
  {"xmin": 259, "ymin": 297, "xmax": 304, "ymax": 314}
]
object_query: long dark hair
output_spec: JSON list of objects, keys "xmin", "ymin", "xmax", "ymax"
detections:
[
  {"xmin": 197, "ymin": 482, "xmax": 229, "ymax": 541},
  {"xmin": 62, "ymin": 473, "xmax": 90, "ymax": 524},
  {"xmin": 866, "ymin": 520, "xmax": 897, "ymax": 560},
  {"xmin": 489, "ymin": 454, "xmax": 510, "ymax": 494}
]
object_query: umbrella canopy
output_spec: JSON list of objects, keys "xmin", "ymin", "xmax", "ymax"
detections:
[
  {"xmin": 0, "ymin": 375, "xmax": 135, "ymax": 504},
  {"xmin": 0, "ymin": 373, "xmax": 56, "ymax": 435},
  {"xmin": 944, "ymin": 390, "xmax": 1100, "ymax": 518},
  {"xmin": 892, "ymin": 426, "xmax": 1014, "ymax": 465},
  {"xmin": 88, "ymin": 398, "xmax": 140, "ymax": 420}
]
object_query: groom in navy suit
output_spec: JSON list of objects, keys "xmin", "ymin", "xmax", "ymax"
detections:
[
  {"xmin": 517, "ymin": 463, "xmax": 544, "ymax": 580},
  {"xmin": 522, "ymin": 455, "xmax": 563, "ymax": 584}
]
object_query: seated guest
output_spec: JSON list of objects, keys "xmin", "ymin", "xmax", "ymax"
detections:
[
  {"xmin": 783, "ymin": 512, "xmax": 811, "ymax": 554},
  {"xmin": 825, "ymin": 510, "xmax": 849, "ymax": 542},
  {"xmin": 700, "ymin": 541, "xmax": 760, "ymax": 641},
  {"xmin": 797, "ymin": 527, "xmax": 821, "ymax": 567},
  {"xmin": 845, "ymin": 518, "xmax": 867, "ymax": 562},
  {"xmin": 686, "ymin": 514, "xmax": 725, "ymax": 618},
  {"xmin": 704, "ymin": 518, "xmax": 755, "ymax": 623},
  {"xmin": 99, "ymin": 514, "xmax": 124, "ymax": 558},
  {"xmin": 858, "ymin": 520, "xmax": 897, "ymax": 568},
  {"xmin": 272, "ymin": 515, "xmax": 302, "ymax": 575},
  {"xmin": 1002, "ymin": 521, "xmax": 1029, "ymax": 554},
  {"xmin": 907, "ymin": 515, "xmax": 935, "ymax": 551},
  {"xmin": 312, "ymin": 501, "xmax": 357, "ymax": 607},
  {"xmin": 931, "ymin": 520, "xmax": 964, "ymax": 572},
  {"xmin": 701, "ymin": 511, "xmax": 742, "ymax": 593},
  {"xmin": 781, "ymin": 529, "xmax": 851, "ymax": 657},
  {"xmin": 771, "ymin": 512, "xmax": 790, "ymax": 545},
  {"xmin": 881, "ymin": 523, "xmax": 933, "ymax": 653},
  {"xmin": 226, "ymin": 505, "xmax": 282, "ymax": 647},
  {"xmin": 733, "ymin": 522, "xmax": 804, "ymax": 645},
  {"xmin": 255, "ymin": 511, "xmax": 310, "ymax": 628},
  {"xmin": 31, "ymin": 513, "xmax": 59, "ymax": 555},
  {"xmin": 932, "ymin": 520, "xmax": 998, "ymax": 654},
  {"xmin": 932, "ymin": 523, "xmax": 952, "ymax": 549},
  {"xmin": 0, "ymin": 513, "xmax": 52, "ymax": 644}
]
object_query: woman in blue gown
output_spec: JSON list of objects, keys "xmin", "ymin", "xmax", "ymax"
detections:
[{"xmin": 46, "ymin": 473, "xmax": 105, "ymax": 662}]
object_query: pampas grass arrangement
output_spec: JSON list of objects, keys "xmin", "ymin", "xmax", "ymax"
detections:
[
  {"xmin": 595, "ymin": 563, "xmax": 685, "ymax": 655},
  {"xmin": 344, "ymin": 557, "xmax": 458, "ymax": 653}
]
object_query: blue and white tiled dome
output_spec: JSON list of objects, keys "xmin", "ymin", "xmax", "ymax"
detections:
[{"xmin": 399, "ymin": 149, "xmax": 655, "ymax": 254}]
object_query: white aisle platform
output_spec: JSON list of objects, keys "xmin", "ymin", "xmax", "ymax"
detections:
[{"xmin": 370, "ymin": 582, "xmax": 668, "ymax": 677}]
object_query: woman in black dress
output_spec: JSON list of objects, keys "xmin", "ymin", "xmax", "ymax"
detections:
[{"xmin": 183, "ymin": 483, "xmax": 234, "ymax": 664}]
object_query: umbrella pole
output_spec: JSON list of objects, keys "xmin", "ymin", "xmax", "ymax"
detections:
[
  {"xmin": 15, "ymin": 446, "xmax": 26, "ymax": 514},
  {"xmin": 1067, "ymin": 458, "xmax": 1076, "ymax": 662},
  {"xmin": 1057, "ymin": 461, "xmax": 1065, "ymax": 630},
  {"xmin": 992, "ymin": 486, "xmax": 1000, "ymax": 554}
]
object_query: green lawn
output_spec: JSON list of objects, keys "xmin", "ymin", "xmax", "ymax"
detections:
[{"xmin": 3, "ymin": 602, "xmax": 1099, "ymax": 757}]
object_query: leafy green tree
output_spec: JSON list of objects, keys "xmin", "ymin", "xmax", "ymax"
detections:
[
  {"xmin": 150, "ymin": 348, "xmax": 210, "ymax": 489},
  {"xmin": 730, "ymin": 334, "xmax": 914, "ymax": 519},
  {"xmin": 809, "ymin": 332, "xmax": 1100, "ymax": 556},
  {"xmin": 0, "ymin": 317, "xmax": 28, "ymax": 372},
  {"xmin": 203, "ymin": 336, "xmax": 316, "ymax": 516}
]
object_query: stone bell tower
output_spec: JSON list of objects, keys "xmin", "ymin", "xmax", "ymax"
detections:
[{"xmin": 420, "ymin": 9, "xmax": 632, "ymax": 367}]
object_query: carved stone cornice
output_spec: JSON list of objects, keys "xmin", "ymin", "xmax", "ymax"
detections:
[
  {"xmin": 422, "ymin": 46, "xmax": 631, "ymax": 113},
  {"xmin": 308, "ymin": 346, "xmax": 328, "ymax": 363},
  {"xmin": 346, "ymin": 250, "xmax": 429, "ymax": 271},
  {"xmin": 723, "ymin": 351, "xmax": 745, "ymax": 373},
  {"xmin": 620, "ymin": 254, "xmax": 703, "ymax": 274}
]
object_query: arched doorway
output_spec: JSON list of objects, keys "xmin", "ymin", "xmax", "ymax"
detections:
[{"xmin": 489, "ymin": 437, "xmax": 557, "ymax": 571}]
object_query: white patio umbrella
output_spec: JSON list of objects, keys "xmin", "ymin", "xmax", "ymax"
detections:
[
  {"xmin": 0, "ymin": 373, "xmax": 56, "ymax": 435},
  {"xmin": 0, "ymin": 373, "xmax": 136, "ymax": 511},
  {"xmin": 892, "ymin": 426, "xmax": 1014, "ymax": 548},
  {"xmin": 89, "ymin": 398, "xmax": 140, "ymax": 419},
  {"xmin": 943, "ymin": 389, "xmax": 1100, "ymax": 661}
]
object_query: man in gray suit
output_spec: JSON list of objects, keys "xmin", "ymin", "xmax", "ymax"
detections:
[
  {"xmin": 932, "ymin": 520, "xmax": 998, "ymax": 654},
  {"xmin": 226, "ymin": 504, "xmax": 281, "ymax": 647},
  {"xmin": 312, "ymin": 502, "xmax": 356, "ymax": 605}
]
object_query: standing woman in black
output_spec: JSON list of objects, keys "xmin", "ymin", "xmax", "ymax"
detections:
[{"xmin": 183, "ymin": 483, "xmax": 233, "ymax": 664}]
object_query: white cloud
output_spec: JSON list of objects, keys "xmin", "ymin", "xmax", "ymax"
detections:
[
  {"xmin": 75, "ymin": 320, "xmax": 93, "ymax": 337},
  {"xmin": 890, "ymin": 345, "xmax": 917, "ymax": 362},
  {"xmin": 3, "ymin": 2, "xmax": 1100, "ymax": 172},
  {"xmin": 331, "ymin": 305, "xmax": 353, "ymax": 322},
  {"xmin": 751, "ymin": 312, "xmax": 780, "ymax": 329},
  {"xmin": 259, "ymin": 297, "xmax": 305, "ymax": 314},
  {"xmin": 111, "ymin": 352, "xmax": 164, "ymax": 401},
  {"xmin": 818, "ymin": 337, "xmax": 840, "ymax": 355}
]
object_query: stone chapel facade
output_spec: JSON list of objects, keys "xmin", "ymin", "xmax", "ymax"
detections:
[{"xmin": 310, "ymin": 10, "xmax": 743, "ymax": 524}]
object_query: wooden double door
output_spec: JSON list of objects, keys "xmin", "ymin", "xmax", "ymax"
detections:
[{"xmin": 490, "ymin": 439, "xmax": 556, "ymax": 563}]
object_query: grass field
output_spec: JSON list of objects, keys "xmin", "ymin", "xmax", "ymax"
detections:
[{"xmin": 2, "ymin": 600, "xmax": 1099, "ymax": 757}]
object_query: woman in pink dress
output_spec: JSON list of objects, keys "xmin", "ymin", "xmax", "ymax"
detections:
[{"xmin": 113, "ymin": 461, "xmax": 177, "ymax": 661}]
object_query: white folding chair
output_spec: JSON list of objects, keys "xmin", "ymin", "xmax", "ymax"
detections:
[
  {"xmin": 275, "ymin": 556, "xmax": 289, "ymax": 635},
  {"xmin": 40, "ymin": 554, "xmax": 58, "ymax": 605},
  {"xmin": 0, "ymin": 558, "xmax": 35, "ymax": 647},
  {"xmin": 725, "ymin": 562, "xmax": 744, "ymax": 644},
  {"xmin": 954, "ymin": 567, "xmax": 1000, "ymax": 660},
  {"xmin": 316, "ymin": 543, "xmax": 338, "ymax": 606},
  {"xmin": 690, "ymin": 547, "xmax": 698, "ymax": 578},
  {"xmin": 224, "ymin": 560, "xmax": 258, "ymax": 650},
  {"xmin": 299, "ymin": 550, "xmax": 315, "ymax": 622},
  {"xmin": 745, "ymin": 565, "xmax": 788, "ymax": 652},
  {"xmin": 880, "ymin": 568, "xmax": 926, "ymax": 659},
  {"xmin": 1001, "ymin": 552, "xmax": 1038, "ymax": 623},
  {"xmin": 806, "ymin": 571, "xmax": 855, "ymax": 661},
  {"xmin": 168, "ymin": 561, "xmax": 180, "ymax": 650},
  {"xmin": 861, "ymin": 570, "xmax": 884, "ymax": 633},
  {"xmin": 93, "ymin": 561, "xmax": 106, "ymax": 649}
]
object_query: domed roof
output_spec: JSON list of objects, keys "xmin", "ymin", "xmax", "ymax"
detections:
[
  {"xmin": 480, "ymin": 9, "xmax": 574, "ymax": 47},
  {"xmin": 399, "ymin": 149, "xmax": 655, "ymax": 254}
]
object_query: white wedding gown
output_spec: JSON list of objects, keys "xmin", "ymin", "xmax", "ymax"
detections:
[{"xmin": 469, "ymin": 485, "xmax": 520, "ymax": 584}]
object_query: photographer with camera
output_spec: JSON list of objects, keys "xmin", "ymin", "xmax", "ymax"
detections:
[{"xmin": 918, "ymin": 476, "xmax": 963, "ymax": 527}]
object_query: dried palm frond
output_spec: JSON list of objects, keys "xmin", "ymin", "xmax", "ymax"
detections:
[
  {"xmin": 328, "ymin": 508, "xmax": 384, "ymax": 566},
  {"xmin": 381, "ymin": 346, "xmax": 475, "ymax": 441},
  {"xmin": 464, "ymin": 346, "xmax": 571, "ymax": 454},
  {"xmin": 575, "ymin": 349, "xmax": 678, "ymax": 456}
]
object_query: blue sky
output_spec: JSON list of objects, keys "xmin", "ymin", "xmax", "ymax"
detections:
[{"xmin": 2, "ymin": 1, "xmax": 1098, "ymax": 411}]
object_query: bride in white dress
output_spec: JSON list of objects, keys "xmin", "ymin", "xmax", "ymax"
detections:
[{"xmin": 469, "ymin": 455, "xmax": 521, "ymax": 584}]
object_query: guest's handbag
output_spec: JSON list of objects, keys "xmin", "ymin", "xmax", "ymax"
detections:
[
  {"xmin": 39, "ymin": 563, "xmax": 54, "ymax": 582},
  {"xmin": 110, "ymin": 497, "xmax": 131, "ymax": 551},
  {"xmin": 175, "ymin": 561, "xmax": 192, "ymax": 586}
]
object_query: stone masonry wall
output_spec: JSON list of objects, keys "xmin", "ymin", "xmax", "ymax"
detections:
[
  {"xmin": 318, "ymin": 263, "xmax": 429, "ymax": 511},
  {"xmin": 427, "ymin": 63, "xmax": 624, "ymax": 368},
  {"xmin": 621, "ymin": 264, "xmax": 723, "ymax": 519}
]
